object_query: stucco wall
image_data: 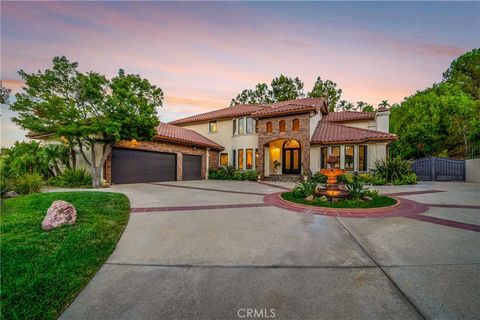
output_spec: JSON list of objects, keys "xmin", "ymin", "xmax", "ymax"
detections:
[{"xmin": 466, "ymin": 158, "xmax": 480, "ymax": 183}]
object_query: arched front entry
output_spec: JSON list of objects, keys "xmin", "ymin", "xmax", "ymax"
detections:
[{"xmin": 282, "ymin": 140, "xmax": 301, "ymax": 174}]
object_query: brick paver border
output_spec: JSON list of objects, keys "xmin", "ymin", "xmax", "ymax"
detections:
[
  {"xmin": 263, "ymin": 192, "xmax": 429, "ymax": 218},
  {"xmin": 131, "ymin": 203, "xmax": 270, "ymax": 213}
]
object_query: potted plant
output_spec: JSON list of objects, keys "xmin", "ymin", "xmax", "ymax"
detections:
[{"xmin": 273, "ymin": 160, "xmax": 281, "ymax": 174}]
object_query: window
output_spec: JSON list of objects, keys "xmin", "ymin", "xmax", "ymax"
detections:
[
  {"xmin": 238, "ymin": 118, "xmax": 245, "ymax": 134},
  {"xmin": 331, "ymin": 146, "xmax": 340, "ymax": 168},
  {"xmin": 220, "ymin": 153, "xmax": 228, "ymax": 166},
  {"xmin": 320, "ymin": 147, "xmax": 328, "ymax": 169},
  {"xmin": 344, "ymin": 145, "xmax": 354, "ymax": 171},
  {"xmin": 209, "ymin": 121, "xmax": 217, "ymax": 133},
  {"xmin": 359, "ymin": 145, "xmax": 367, "ymax": 171},
  {"xmin": 266, "ymin": 121, "xmax": 273, "ymax": 133},
  {"xmin": 246, "ymin": 149, "xmax": 253, "ymax": 169},
  {"xmin": 292, "ymin": 119, "xmax": 300, "ymax": 131},
  {"xmin": 232, "ymin": 150, "xmax": 236, "ymax": 167},
  {"xmin": 238, "ymin": 149, "xmax": 244, "ymax": 170},
  {"xmin": 255, "ymin": 149, "xmax": 259, "ymax": 168},
  {"xmin": 279, "ymin": 120, "xmax": 286, "ymax": 132},
  {"xmin": 246, "ymin": 118, "xmax": 254, "ymax": 134},
  {"xmin": 233, "ymin": 119, "xmax": 237, "ymax": 135}
]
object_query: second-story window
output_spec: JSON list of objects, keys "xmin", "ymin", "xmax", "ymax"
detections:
[
  {"xmin": 279, "ymin": 120, "xmax": 286, "ymax": 132},
  {"xmin": 232, "ymin": 119, "xmax": 237, "ymax": 135},
  {"xmin": 238, "ymin": 118, "xmax": 245, "ymax": 134},
  {"xmin": 246, "ymin": 118, "xmax": 253, "ymax": 134},
  {"xmin": 266, "ymin": 121, "xmax": 273, "ymax": 133},
  {"xmin": 293, "ymin": 119, "xmax": 300, "ymax": 131},
  {"xmin": 209, "ymin": 121, "xmax": 217, "ymax": 133}
]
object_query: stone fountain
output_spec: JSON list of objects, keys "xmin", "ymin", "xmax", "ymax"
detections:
[{"xmin": 315, "ymin": 154, "xmax": 349, "ymax": 201}]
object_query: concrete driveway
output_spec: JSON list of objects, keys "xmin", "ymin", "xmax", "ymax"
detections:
[{"xmin": 60, "ymin": 181, "xmax": 480, "ymax": 320}]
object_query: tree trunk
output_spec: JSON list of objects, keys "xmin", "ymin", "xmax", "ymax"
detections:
[
  {"xmin": 70, "ymin": 147, "xmax": 76, "ymax": 169},
  {"xmin": 92, "ymin": 167, "xmax": 102, "ymax": 188}
]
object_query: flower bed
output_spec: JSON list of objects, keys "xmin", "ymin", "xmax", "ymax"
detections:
[{"xmin": 281, "ymin": 191, "xmax": 397, "ymax": 209}]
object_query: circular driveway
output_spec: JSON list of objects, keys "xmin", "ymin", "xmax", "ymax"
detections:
[{"xmin": 60, "ymin": 180, "xmax": 480, "ymax": 320}]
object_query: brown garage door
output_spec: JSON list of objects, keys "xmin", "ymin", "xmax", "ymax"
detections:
[
  {"xmin": 182, "ymin": 154, "xmax": 202, "ymax": 180},
  {"xmin": 111, "ymin": 148, "xmax": 176, "ymax": 184}
]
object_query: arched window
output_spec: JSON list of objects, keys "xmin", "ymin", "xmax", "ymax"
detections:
[
  {"xmin": 266, "ymin": 121, "xmax": 273, "ymax": 133},
  {"xmin": 279, "ymin": 120, "xmax": 286, "ymax": 132},
  {"xmin": 292, "ymin": 119, "xmax": 300, "ymax": 131}
]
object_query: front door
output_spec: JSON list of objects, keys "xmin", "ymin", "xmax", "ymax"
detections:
[{"xmin": 282, "ymin": 140, "xmax": 301, "ymax": 174}]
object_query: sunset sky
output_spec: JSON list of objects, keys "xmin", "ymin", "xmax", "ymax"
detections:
[{"xmin": 1, "ymin": 1, "xmax": 479, "ymax": 146}]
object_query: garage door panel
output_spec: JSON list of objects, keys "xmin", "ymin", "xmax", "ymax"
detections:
[
  {"xmin": 182, "ymin": 154, "xmax": 202, "ymax": 181},
  {"xmin": 111, "ymin": 148, "xmax": 176, "ymax": 184}
]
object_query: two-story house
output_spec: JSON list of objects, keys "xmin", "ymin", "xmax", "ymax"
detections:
[{"xmin": 170, "ymin": 98, "xmax": 396, "ymax": 180}]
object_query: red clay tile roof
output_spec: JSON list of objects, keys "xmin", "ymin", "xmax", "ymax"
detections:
[
  {"xmin": 310, "ymin": 121, "xmax": 397, "ymax": 145},
  {"xmin": 323, "ymin": 111, "xmax": 376, "ymax": 123},
  {"xmin": 169, "ymin": 98, "xmax": 327, "ymax": 125},
  {"xmin": 252, "ymin": 98, "xmax": 327, "ymax": 118},
  {"xmin": 169, "ymin": 104, "xmax": 267, "ymax": 125},
  {"xmin": 155, "ymin": 123, "xmax": 224, "ymax": 150}
]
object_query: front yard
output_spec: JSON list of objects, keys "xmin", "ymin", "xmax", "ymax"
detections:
[{"xmin": 0, "ymin": 192, "xmax": 130, "ymax": 320}]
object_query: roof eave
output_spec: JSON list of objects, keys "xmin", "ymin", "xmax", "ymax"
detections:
[
  {"xmin": 253, "ymin": 108, "xmax": 316, "ymax": 119},
  {"xmin": 154, "ymin": 135, "xmax": 224, "ymax": 151},
  {"xmin": 310, "ymin": 136, "xmax": 397, "ymax": 145}
]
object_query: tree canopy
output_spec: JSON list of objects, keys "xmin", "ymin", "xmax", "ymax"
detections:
[
  {"xmin": 230, "ymin": 74, "xmax": 305, "ymax": 106},
  {"xmin": 230, "ymin": 74, "xmax": 373, "ymax": 112},
  {"xmin": 0, "ymin": 81, "xmax": 11, "ymax": 104},
  {"xmin": 442, "ymin": 48, "xmax": 480, "ymax": 100},
  {"xmin": 390, "ymin": 49, "xmax": 480, "ymax": 159},
  {"xmin": 10, "ymin": 56, "xmax": 162, "ymax": 187}
]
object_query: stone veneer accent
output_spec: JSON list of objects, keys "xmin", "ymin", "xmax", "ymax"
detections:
[
  {"xmin": 104, "ymin": 140, "xmax": 219, "ymax": 184},
  {"xmin": 257, "ymin": 113, "xmax": 311, "ymax": 178}
]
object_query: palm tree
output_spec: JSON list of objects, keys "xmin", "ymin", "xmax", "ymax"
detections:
[{"xmin": 378, "ymin": 100, "xmax": 390, "ymax": 109}]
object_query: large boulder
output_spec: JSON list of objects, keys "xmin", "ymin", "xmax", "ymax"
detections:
[
  {"xmin": 42, "ymin": 200, "xmax": 77, "ymax": 231},
  {"xmin": 4, "ymin": 191, "xmax": 19, "ymax": 198}
]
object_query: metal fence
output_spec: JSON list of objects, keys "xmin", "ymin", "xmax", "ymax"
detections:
[{"xmin": 412, "ymin": 157, "xmax": 465, "ymax": 181}]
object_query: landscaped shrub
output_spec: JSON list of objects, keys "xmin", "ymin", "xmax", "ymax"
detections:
[
  {"xmin": 394, "ymin": 172, "xmax": 417, "ymax": 185},
  {"xmin": 208, "ymin": 168, "xmax": 219, "ymax": 180},
  {"xmin": 358, "ymin": 172, "xmax": 374, "ymax": 183},
  {"xmin": 345, "ymin": 172, "xmax": 368, "ymax": 200},
  {"xmin": 293, "ymin": 180, "xmax": 317, "ymax": 198},
  {"xmin": 11, "ymin": 173, "xmax": 43, "ymax": 194},
  {"xmin": 372, "ymin": 158, "xmax": 413, "ymax": 182},
  {"xmin": 209, "ymin": 166, "xmax": 258, "ymax": 181},
  {"xmin": 54, "ymin": 168, "xmax": 92, "ymax": 188},
  {"xmin": 371, "ymin": 176, "xmax": 387, "ymax": 185},
  {"xmin": 242, "ymin": 170, "xmax": 258, "ymax": 181},
  {"xmin": 311, "ymin": 172, "xmax": 327, "ymax": 184}
]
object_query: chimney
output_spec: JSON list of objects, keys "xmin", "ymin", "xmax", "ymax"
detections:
[{"xmin": 375, "ymin": 107, "xmax": 390, "ymax": 133}]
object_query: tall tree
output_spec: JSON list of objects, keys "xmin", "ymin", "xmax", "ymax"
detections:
[
  {"xmin": 231, "ymin": 75, "xmax": 305, "ymax": 106},
  {"xmin": 230, "ymin": 83, "xmax": 273, "ymax": 106},
  {"xmin": 389, "ymin": 83, "xmax": 479, "ymax": 158},
  {"xmin": 10, "ymin": 56, "xmax": 162, "ymax": 187},
  {"xmin": 337, "ymin": 100, "xmax": 355, "ymax": 111},
  {"xmin": 0, "ymin": 81, "xmax": 11, "ymax": 104},
  {"xmin": 356, "ymin": 101, "xmax": 374, "ymax": 112},
  {"xmin": 442, "ymin": 48, "xmax": 480, "ymax": 100},
  {"xmin": 308, "ymin": 77, "xmax": 342, "ymax": 112},
  {"xmin": 270, "ymin": 74, "xmax": 305, "ymax": 102},
  {"xmin": 378, "ymin": 100, "xmax": 390, "ymax": 109}
]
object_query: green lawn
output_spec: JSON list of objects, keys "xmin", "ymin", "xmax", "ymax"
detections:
[
  {"xmin": 0, "ymin": 192, "xmax": 130, "ymax": 320},
  {"xmin": 281, "ymin": 192, "xmax": 397, "ymax": 208}
]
